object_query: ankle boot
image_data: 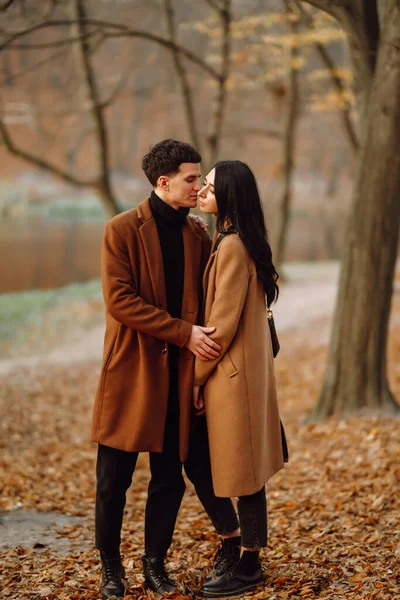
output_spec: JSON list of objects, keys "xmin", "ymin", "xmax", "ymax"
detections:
[
  {"xmin": 142, "ymin": 555, "xmax": 176, "ymax": 595},
  {"xmin": 206, "ymin": 536, "xmax": 241, "ymax": 581},
  {"xmin": 99, "ymin": 551, "xmax": 127, "ymax": 600},
  {"xmin": 201, "ymin": 551, "xmax": 263, "ymax": 598}
]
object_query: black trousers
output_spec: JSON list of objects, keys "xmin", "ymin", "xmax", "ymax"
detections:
[
  {"xmin": 238, "ymin": 487, "xmax": 268, "ymax": 548},
  {"xmin": 95, "ymin": 408, "xmax": 239, "ymax": 559}
]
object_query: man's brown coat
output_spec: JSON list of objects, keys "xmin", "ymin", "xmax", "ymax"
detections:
[
  {"xmin": 194, "ymin": 234, "xmax": 285, "ymax": 497},
  {"xmin": 91, "ymin": 198, "xmax": 211, "ymax": 461}
]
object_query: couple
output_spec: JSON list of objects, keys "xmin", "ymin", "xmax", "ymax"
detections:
[{"xmin": 91, "ymin": 139, "xmax": 288, "ymax": 599}]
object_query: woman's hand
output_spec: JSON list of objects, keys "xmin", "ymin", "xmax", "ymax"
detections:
[
  {"xmin": 193, "ymin": 385, "xmax": 205, "ymax": 416},
  {"xmin": 189, "ymin": 214, "xmax": 208, "ymax": 233}
]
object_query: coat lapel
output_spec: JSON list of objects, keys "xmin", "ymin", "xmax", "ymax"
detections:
[
  {"xmin": 202, "ymin": 250, "xmax": 217, "ymax": 300},
  {"xmin": 138, "ymin": 200, "xmax": 167, "ymax": 310}
]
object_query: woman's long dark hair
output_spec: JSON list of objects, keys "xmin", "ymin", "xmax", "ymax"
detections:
[{"xmin": 214, "ymin": 160, "xmax": 279, "ymax": 306}]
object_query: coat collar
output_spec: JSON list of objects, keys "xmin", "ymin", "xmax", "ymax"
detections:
[
  {"xmin": 137, "ymin": 197, "xmax": 203, "ymax": 313},
  {"xmin": 136, "ymin": 197, "xmax": 154, "ymax": 223},
  {"xmin": 202, "ymin": 231, "xmax": 219, "ymax": 298}
]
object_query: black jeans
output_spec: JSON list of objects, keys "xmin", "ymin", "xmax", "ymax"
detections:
[
  {"xmin": 238, "ymin": 487, "xmax": 268, "ymax": 548},
  {"xmin": 95, "ymin": 409, "xmax": 239, "ymax": 559}
]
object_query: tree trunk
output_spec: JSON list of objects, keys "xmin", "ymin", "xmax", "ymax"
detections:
[
  {"xmin": 163, "ymin": 0, "xmax": 202, "ymax": 154},
  {"xmin": 72, "ymin": 0, "xmax": 121, "ymax": 217},
  {"xmin": 274, "ymin": 0, "xmax": 300, "ymax": 270},
  {"xmin": 95, "ymin": 178, "xmax": 121, "ymax": 219},
  {"xmin": 311, "ymin": 0, "xmax": 400, "ymax": 419},
  {"xmin": 207, "ymin": 0, "xmax": 231, "ymax": 169}
]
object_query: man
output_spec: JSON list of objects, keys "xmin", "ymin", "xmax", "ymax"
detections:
[{"xmin": 92, "ymin": 140, "xmax": 241, "ymax": 599}]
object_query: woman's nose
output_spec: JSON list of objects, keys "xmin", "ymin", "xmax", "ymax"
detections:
[{"xmin": 198, "ymin": 185, "xmax": 206, "ymax": 197}]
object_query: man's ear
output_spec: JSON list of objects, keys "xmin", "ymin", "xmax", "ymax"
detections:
[{"xmin": 157, "ymin": 175, "xmax": 169, "ymax": 191}]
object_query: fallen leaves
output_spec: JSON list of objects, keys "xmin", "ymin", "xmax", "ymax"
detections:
[{"xmin": 1, "ymin": 299, "xmax": 400, "ymax": 599}]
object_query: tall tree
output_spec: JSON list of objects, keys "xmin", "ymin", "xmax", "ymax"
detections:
[
  {"xmin": 71, "ymin": 0, "xmax": 120, "ymax": 217},
  {"xmin": 300, "ymin": 0, "xmax": 400, "ymax": 418},
  {"xmin": 0, "ymin": 3, "xmax": 225, "ymax": 217},
  {"xmin": 163, "ymin": 0, "xmax": 202, "ymax": 154},
  {"xmin": 205, "ymin": 0, "xmax": 232, "ymax": 168},
  {"xmin": 274, "ymin": 0, "xmax": 300, "ymax": 271},
  {"xmin": 0, "ymin": 0, "xmax": 122, "ymax": 218}
]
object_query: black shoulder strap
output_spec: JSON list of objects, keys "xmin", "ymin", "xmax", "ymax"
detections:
[{"xmin": 213, "ymin": 227, "xmax": 237, "ymax": 252}]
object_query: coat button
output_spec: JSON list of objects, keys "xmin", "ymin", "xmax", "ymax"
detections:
[{"xmin": 162, "ymin": 346, "xmax": 167, "ymax": 354}]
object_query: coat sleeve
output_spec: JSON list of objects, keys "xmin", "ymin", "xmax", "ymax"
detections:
[
  {"xmin": 194, "ymin": 237, "xmax": 249, "ymax": 386},
  {"xmin": 102, "ymin": 221, "xmax": 192, "ymax": 346}
]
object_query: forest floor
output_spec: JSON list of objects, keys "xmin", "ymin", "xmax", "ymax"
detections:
[{"xmin": 1, "ymin": 263, "xmax": 400, "ymax": 600}]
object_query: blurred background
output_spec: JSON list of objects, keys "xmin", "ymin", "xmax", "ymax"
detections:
[{"xmin": 1, "ymin": 0, "xmax": 355, "ymax": 295}]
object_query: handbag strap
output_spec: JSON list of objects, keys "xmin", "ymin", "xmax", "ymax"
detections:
[{"xmin": 213, "ymin": 226, "xmax": 237, "ymax": 253}]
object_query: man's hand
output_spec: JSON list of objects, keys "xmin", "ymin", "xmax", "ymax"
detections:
[
  {"xmin": 193, "ymin": 386, "xmax": 205, "ymax": 416},
  {"xmin": 185, "ymin": 325, "xmax": 221, "ymax": 361},
  {"xmin": 189, "ymin": 214, "xmax": 208, "ymax": 233}
]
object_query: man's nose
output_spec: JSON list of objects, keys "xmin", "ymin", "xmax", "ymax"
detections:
[{"xmin": 194, "ymin": 180, "xmax": 201, "ymax": 192}]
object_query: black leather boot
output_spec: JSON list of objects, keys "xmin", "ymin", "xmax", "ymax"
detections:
[
  {"xmin": 201, "ymin": 551, "xmax": 263, "ymax": 598},
  {"xmin": 99, "ymin": 551, "xmax": 127, "ymax": 600},
  {"xmin": 142, "ymin": 555, "xmax": 176, "ymax": 595},
  {"xmin": 206, "ymin": 536, "xmax": 241, "ymax": 581}
]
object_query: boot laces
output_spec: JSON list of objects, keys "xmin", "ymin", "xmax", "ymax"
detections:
[
  {"xmin": 149, "ymin": 564, "xmax": 168, "ymax": 588},
  {"xmin": 214, "ymin": 544, "xmax": 239, "ymax": 574},
  {"xmin": 103, "ymin": 558, "xmax": 121, "ymax": 583}
]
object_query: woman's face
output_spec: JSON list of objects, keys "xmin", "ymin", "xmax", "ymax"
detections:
[{"xmin": 197, "ymin": 168, "xmax": 218, "ymax": 215}]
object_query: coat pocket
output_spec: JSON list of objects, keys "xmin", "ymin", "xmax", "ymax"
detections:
[{"xmin": 220, "ymin": 351, "xmax": 239, "ymax": 378}]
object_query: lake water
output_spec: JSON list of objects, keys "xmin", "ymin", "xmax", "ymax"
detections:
[
  {"xmin": 0, "ymin": 209, "xmax": 345, "ymax": 294},
  {"xmin": 0, "ymin": 215, "xmax": 104, "ymax": 293}
]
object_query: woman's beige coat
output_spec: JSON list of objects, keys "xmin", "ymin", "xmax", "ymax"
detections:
[{"xmin": 194, "ymin": 234, "xmax": 285, "ymax": 498}]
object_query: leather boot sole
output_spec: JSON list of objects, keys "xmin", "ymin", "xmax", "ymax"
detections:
[
  {"xmin": 100, "ymin": 577, "xmax": 127, "ymax": 599},
  {"xmin": 144, "ymin": 577, "xmax": 176, "ymax": 595},
  {"xmin": 201, "ymin": 579, "xmax": 263, "ymax": 598}
]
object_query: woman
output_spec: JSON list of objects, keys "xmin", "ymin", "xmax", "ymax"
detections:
[{"xmin": 193, "ymin": 160, "xmax": 288, "ymax": 598}]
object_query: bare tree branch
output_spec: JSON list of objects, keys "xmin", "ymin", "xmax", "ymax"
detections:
[
  {"xmin": 0, "ymin": 4, "xmax": 122, "ymax": 217},
  {"xmin": 203, "ymin": 0, "xmax": 223, "ymax": 12},
  {"xmin": 299, "ymin": 0, "xmax": 378, "ymax": 121},
  {"xmin": 99, "ymin": 58, "xmax": 135, "ymax": 110},
  {"xmin": 72, "ymin": 0, "xmax": 120, "ymax": 217},
  {"xmin": 298, "ymin": 0, "xmax": 346, "ymax": 19},
  {"xmin": 275, "ymin": 0, "xmax": 300, "ymax": 269},
  {"xmin": 5, "ymin": 31, "xmax": 99, "ymax": 49},
  {"xmin": 0, "ymin": 118, "xmax": 93, "ymax": 186},
  {"xmin": 0, "ymin": 46, "xmax": 68, "ymax": 85},
  {"xmin": 163, "ymin": 0, "xmax": 202, "ymax": 153},
  {"xmin": 0, "ymin": 19, "xmax": 221, "ymax": 81},
  {"xmin": 295, "ymin": 0, "xmax": 358, "ymax": 152},
  {"xmin": 207, "ymin": 0, "xmax": 232, "ymax": 166},
  {"xmin": 88, "ymin": 31, "xmax": 106, "ymax": 56},
  {"xmin": 1, "ymin": 0, "xmax": 19, "ymax": 11}
]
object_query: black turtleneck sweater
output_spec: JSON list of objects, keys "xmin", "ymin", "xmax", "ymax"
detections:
[{"xmin": 150, "ymin": 191, "xmax": 189, "ymax": 327}]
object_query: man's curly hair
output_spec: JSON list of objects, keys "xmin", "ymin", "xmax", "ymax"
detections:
[{"xmin": 142, "ymin": 139, "xmax": 201, "ymax": 186}]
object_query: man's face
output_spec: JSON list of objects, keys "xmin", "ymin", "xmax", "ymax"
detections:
[{"xmin": 157, "ymin": 163, "xmax": 201, "ymax": 209}]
